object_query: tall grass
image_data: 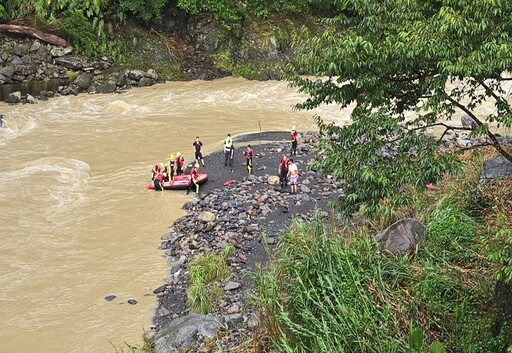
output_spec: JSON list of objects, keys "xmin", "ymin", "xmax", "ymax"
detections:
[
  {"xmin": 251, "ymin": 207, "xmax": 505, "ymax": 352},
  {"xmin": 187, "ymin": 245, "xmax": 235, "ymax": 314}
]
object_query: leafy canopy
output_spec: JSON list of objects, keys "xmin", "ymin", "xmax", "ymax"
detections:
[{"xmin": 290, "ymin": 0, "xmax": 512, "ymax": 216}]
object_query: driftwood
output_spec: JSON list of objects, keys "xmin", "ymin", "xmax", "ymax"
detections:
[{"xmin": 0, "ymin": 24, "xmax": 68, "ymax": 47}]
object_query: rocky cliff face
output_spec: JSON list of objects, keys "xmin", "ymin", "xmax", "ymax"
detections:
[{"xmin": 0, "ymin": 14, "xmax": 316, "ymax": 102}]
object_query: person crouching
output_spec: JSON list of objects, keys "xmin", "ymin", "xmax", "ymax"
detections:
[{"xmin": 187, "ymin": 163, "xmax": 200, "ymax": 195}]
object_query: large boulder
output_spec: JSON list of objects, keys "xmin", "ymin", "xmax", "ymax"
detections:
[
  {"xmin": 374, "ymin": 218, "xmax": 427, "ymax": 254},
  {"xmin": 5, "ymin": 91, "xmax": 21, "ymax": 104},
  {"xmin": 153, "ymin": 314, "xmax": 220, "ymax": 353},
  {"xmin": 461, "ymin": 114, "xmax": 478, "ymax": 130},
  {"xmin": 267, "ymin": 175, "xmax": 280, "ymax": 185},
  {"xmin": 479, "ymin": 157, "xmax": 512, "ymax": 185}
]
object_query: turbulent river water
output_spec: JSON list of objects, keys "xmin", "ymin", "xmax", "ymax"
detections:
[{"xmin": 0, "ymin": 77, "xmax": 349, "ymax": 353}]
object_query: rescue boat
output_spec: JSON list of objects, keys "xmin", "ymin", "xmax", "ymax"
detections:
[{"xmin": 146, "ymin": 173, "xmax": 208, "ymax": 190}]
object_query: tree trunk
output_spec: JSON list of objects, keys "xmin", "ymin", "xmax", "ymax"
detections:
[{"xmin": 0, "ymin": 24, "xmax": 68, "ymax": 47}]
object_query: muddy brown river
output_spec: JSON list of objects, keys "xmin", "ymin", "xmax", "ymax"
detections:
[{"xmin": 0, "ymin": 77, "xmax": 350, "ymax": 353}]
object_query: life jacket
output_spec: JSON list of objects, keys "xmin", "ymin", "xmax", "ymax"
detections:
[
  {"xmin": 224, "ymin": 138, "xmax": 233, "ymax": 152},
  {"xmin": 245, "ymin": 147, "xmax": 253, "ymax": 159},
  {"xmin": 291, "ymin": 131, "xmax": 298, "ymax": 142},
  {"xmin": 190, "ymin": 167, "xmax": 198, "ymax": 180}
]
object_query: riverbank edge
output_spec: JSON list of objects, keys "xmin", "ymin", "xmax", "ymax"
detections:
[{"xmin": 146, "ymin": 130, "xmax": 343, "ymax": 352}]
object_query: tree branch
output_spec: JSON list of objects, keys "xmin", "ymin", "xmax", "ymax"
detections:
[
  {"xmin": 0, "ymin": 24, "xmax": 68, "ymax": 47},
  {"xmin": 478, "ymin": 80, "xmax": 512, "ymax": 114},
  {"xmin": 445, "ymin": 95, "xmax": 512, "ymax": 163}
]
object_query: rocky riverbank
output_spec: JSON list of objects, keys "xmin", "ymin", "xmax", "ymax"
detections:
[{"xmin": 146, "ymin": 131, "xmax": 344, "ymax": 353}]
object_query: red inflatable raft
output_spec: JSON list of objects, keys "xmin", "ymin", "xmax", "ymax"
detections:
[{"xmin": 146, "ymin": 173, "xmax": 208, "ymax": 190}]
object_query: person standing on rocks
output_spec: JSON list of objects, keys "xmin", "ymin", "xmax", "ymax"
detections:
[
  {"xmin": 228, "ymin": 144, "xmax": 236, "ymax": 173},
  {"xmin": 193, "ymin": 136, "xmax": 206, "ymax": 167},
  {"xmin": 290, "ymin": 126, "xmax": 299, "ymax": 156},
  {"xmin": 287, "ymin": 158, "xmax": 299, "ymax": 194},
  {"xmin": 244, "ymin": 144, "xmax": 254, "ymax": 174},
  {"xmin": 278, "ymin": 155, "xmax": 289, "ymax": 191},
  {"xmin": 224, "ymin": 134, "xmax": 233, "ymax": 167}
]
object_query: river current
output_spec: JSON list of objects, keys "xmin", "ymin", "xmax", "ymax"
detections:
[{"xmin": 0, "ymin": 77, "xmax": 348, "ymax": 353}]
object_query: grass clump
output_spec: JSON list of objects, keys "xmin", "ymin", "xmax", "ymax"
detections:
[{"xmin": 186, "ymin": 245, "xmax": 235, "ymax": 314}]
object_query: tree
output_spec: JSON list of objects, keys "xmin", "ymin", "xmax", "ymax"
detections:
[{"xmin": 289, "ymin": 0, "xmax": 512, "ymax": 216}]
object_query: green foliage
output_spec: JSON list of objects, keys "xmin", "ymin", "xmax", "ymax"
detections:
[
  {"xmin": 177, "ymin": 0, "xmax": 243, "ymax": 22},
  {"xmin": 311, "ymin": 111, "xmax": 462, "ymax": 217},
  {"xmin": 118, "ymin": 0, "xmax": 167, "ymax": 23},
  {"xmin": 59, "ymin": 10, "xmax": 97, "ymax": 56},
  {"xmin": 186, "ymin": 248, "xmax": 233, "ymax": 314},
  {"xmin": 290, "ymin": 0, "xmax": 512, "ymax": 217},
  {"xmin": 426, "ymin": 207, "xmax": 477, "ymax": 264},
  {"xmin": 487, "ymin": 214, "xmax": 512, "ymax": 283}
]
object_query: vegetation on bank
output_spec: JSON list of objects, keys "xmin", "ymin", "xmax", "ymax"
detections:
[
  {"xmin": 250, "ymin": 150, "xmax": 512, "ymax": 352},
  {"xmin": 0, "ymin": 0, "xmax": 336, "ymax": 65}
]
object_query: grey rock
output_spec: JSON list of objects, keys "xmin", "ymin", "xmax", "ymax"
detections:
[
  {"xmin": 198, "ymin": 211, "xmax": 215, "ymax": 222},
  {"xmin": 224, "ymin": 281, "xmax": 241, "ymax": 291},
  {"xmin": 30, "ymin": 41, "xmax": 42, "ymax": 52},
  {"xmin": 50, "ymin": 47, "xmax": 73, "ymax": 57},
  {"xmin": 375, "ymin": 218, "xmax": 426, "ymax": 254},
  {"xmin": 96, "ymin": 82, "xmax": 117, "ymax": 94},
  {"xmin": 127, "ymin": 69, "xmax": 145, "ymax": 80},
  {"xmin": 461, "ymin": 114, "xmax": 478, "ymax": 130},
  {"xmin": 104, "ymin": 295, "xmax": 116, "ymax": 301},
  {"xmin": 74, "ymin": 72, "xmax": 94, "ymax": 91},
  {"xmin": 154, "ymin": 314, "xmax": 220, "ymax": 353},
  {"xmin": 5, "ymin": 91, "xmax": 21, "ymax": 104},
  {"xmin": 247, "ymin": 313, "xmax": 260, "ymax": 330},
  {"xmin": 147, "ymin": 69, "xmax": 158, "ymax": 80},
  {"xmin": 128, "ymin": 299, "xmax": 138, "ymax": 305},
  {"xmin": 25, "ymin": 94, "xmax": 36, "ymax": 104},
  {"xmin": 138, "ymin": 77, "xmax": 154, "ymax": 87},
  {"xmin": 223, "ymin": 314, "xmax": 243, "ymax": 329},
  {"xmin": 0, "ymin": 66, "xmax": 14, "ymax": 81},
  {"xmin": 54, "ymin": 56, "xmax": 83, "ymax": 70},
  {"xmin": 479, "ymin": 157, "xmax": 512, "ymax": 185},
  {"xmin": 12, "ymin": 44, "xmax": 29, "ymax": 57}
]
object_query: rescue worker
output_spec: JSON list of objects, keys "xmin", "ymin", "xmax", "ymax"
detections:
[
  {"xmin": 153, "ymin": 169, "xmax": 165, "ymax": 191},
  {"xmin": 151, "ymin": 163, "xmax": 160, "ymax": 181},
  {"xmin": 161, "ymin": 162, "xmax": 169, "ymax": 182},
  {"xmin": 193, "ymin": 137, "xmax": 206, "ymax": 167},
  {"xmin": 168, "ymin": 154, "xmax": 175, "ymax": 181},
  {"xmin": 175, "ymin": 152, "xmax": 185, "ymax": 176},
  {"xmin": 290, "ymin": 127, "xmax": 298, "ymax": 156},
  {"xmin": 224, "ymin": 134, "xmax": 233, "ymax": 167},
  {"xmin": 244, "ymin": 144, "xmax": 254, "ymax": 174},
  {"xmin": 186, "ymin": 163, "xmax": 200, "ymax": 195}
]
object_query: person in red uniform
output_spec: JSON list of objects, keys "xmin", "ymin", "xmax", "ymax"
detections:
[
  {"xmin": 186, "ymin": 163, "xmax": 200, "ymax": 194},
  {"xmin": 153, "ymin": 170, "xmax": 165, "ymax": 191},
  {"xmin": 244, "ymin": 144, "xmax": 254, "ymax": 174}
]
